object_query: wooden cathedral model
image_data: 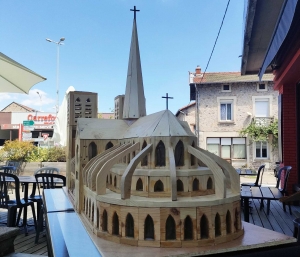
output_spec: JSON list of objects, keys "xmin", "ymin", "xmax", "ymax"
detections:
[{"xmin": 67, "ymin": 6, "xmax": 243, "ymax": 248}]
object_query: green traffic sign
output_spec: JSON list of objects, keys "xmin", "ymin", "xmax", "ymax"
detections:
[{"xmin": 23, "ymin": 120, "xmax": 34, "ymax": 126}]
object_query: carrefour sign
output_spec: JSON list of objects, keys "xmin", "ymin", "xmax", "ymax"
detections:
[
  {"xmin": 11, "ymin": 112, "xmax": 56, "ymax": 125},
  {"xmin": 27, "ymin": 114, "xmax": 56, "ymax": 122}
]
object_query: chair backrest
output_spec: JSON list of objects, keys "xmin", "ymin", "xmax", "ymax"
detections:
[
  {"xmin": 276, "ymin": 166, "xmax": 292, "ymax": 194},
  {"xmin": 5, "ymin": 161, "xmax": 22, "ymax": 175},
  {"xmin": 0, "ymin": 166, "xmax": 17, "ymax": 175},
  {"xmin": 254, "ymin": 164, "xmax": 266, "ymax": 186},
  {"xmin": 34, "ymin": 167, "xmax": 60, "ymax": 175},
  {"xmin": 0, "ymin": 172, "xmax": 21, "ymax": 207},
  {"xmin": 35, "ymin": 173, "xmax": 66, "ymax": 195}
]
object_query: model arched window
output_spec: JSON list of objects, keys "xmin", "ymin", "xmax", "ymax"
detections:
[
  {"xmin": 177, "ymin": 179, "xmax": 184, "ymax": 192},
  {"xmin": 136, "ymin": 178, "xmax": 143, "ymax": 191},
  {"xmin": 184, "ymin": 216, "xmax": 193, "ymax": 240},
  {"xmin": 207, "ymin": 177, "xmax": 213, "ymax": 189},
  {"xmin": 105, "ymin": 141, "xmax": 114, "ymax": 150},
  {"xmin": 83, "ymin": 197, "xmax": 86, "ymax": 213},
  {"xmin": 112, "ymin": 212, "xmax": 119, "ymax": 235},
  {"xmin": 200, "ymin": 214, "xmax": 209, "ymax": 239},
  {"xmin": 110, "ymin": 174, "xmax": 112, "ymax": 184},
  {"xmin": 97, "ymin": 208, "xmax": 100, "ymax": 228},
  {"xmin": 234, "ymin": 208, "xmax": 240, "ymax": 231},
  {"xmin": 144, "ymin": 215, "xmax": 154, "ymax": 240},
  {"xmin": 191, "ymin": 141, "xmax": 195, "ymax": 166},
  {"xmin": 175, "ymin": 140, "xmax": 184, "ymax": 166},
  {"xmin": 155, "ymin": 141, "xmax": 166, "ymax": 167},
  {"xmin": 125, "ymin": 213, "xmax": 134, "ymax": 238},
  {"xmin": 88, "ymin": 142, "xmax": 97, "ymax": 160},
  {"xmin": 193, "ymin": 178, "xmax": 199, "ymax": 191},
  {"xmin": 102, "ymin": 210, "xmax": 108, "ymax": 232},
  {"xmin": 113, "ymin": 176, "xmax": 117, "ymax": 187},
  {"xmin": 215, "ymin": 213, "xmax": 221, "ymax": 237},
  {"xmin": 92, "ymin": 203, "xmax": 94, "ymax": 222},
  {"xmin": 154, "ymin": 180, "xmax": 164, "ymax": 192},
  {"xmin": 165, "ymin": 215, "xmax": 176, "ymax": 240},
  {"xmin": 226, "ymin": 210, "xmax": 231, "ymax": 234},
  {"xmin": 106, "ymin": 175, "xmax": 108, "ymax": 184},
  {"xmin": 141, "ymin": 141, "xmax": 148, "ymax": 166}
]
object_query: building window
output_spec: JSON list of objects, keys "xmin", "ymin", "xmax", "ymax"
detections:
[
  {"xmin": 177, "ymin": 179, "xmax": 184, "ymax": 192},
  {"xmin": 165, "ymin": 215, "xmax": 176, "ymax": 240},
  {"xmin": 255, "ymin": 141, "xmax": 268, "ymax": 158},
  {"xmin": 125, "ymin": 213, "xmax": 134, "ymax": 238},
  {"xmin": 144, "ymin": 215, "xmax": 154, "ymax": 240},
  {"xmin": 221, "ymin": 84, "xmax": 231, "ymax": 92},
  {"xmin": 175, "ymin": 140, "xmax": 184, "ymax": 166},
  {"xmin": 184, "ymin": 216, "xmax": 193, "ymax": 240},
  {"xmin": 200, "ymin": 215, "xmax": 209, "ymax": 239},
  {"xmin": 226, "ymin": 210, "xmax": 232, "ymax": 234},
  {"xmin": 154, "ymin": 180, "xmax": 164, "ymax": 192},
  {"xmin": 217, "ymin": 97, "xmax": 236, "ymax": 122},
  {"xmin": 136, "ymin": 178, "xmax": 143, "ymax": 191},
  {"xmin": 257, "ymin": 83, "xmax": 267, "ymax": 92},
  {"xmin": 220, "ymin": 102, "xmax": 232, "ymax": 121},
  {"xmin": 141, "ymin": 141, "xmax": 148, "ymax": 166},
  {"xmin": 215, "ymin": 213, "xmax": 221, "ymax": 237},
  {"xmin": 105, "ymin": 141, "xmax": 114, "ymax": 150},
  {"xmin": 112, "ymin": 212, "xmax": 119, "ymax": 236},
  {"xmin": 88, "ymin": 142, "xmax": 97, "ymax": 160},
  {"xmin": 102, "ymin": 210, "xmax": 108, "ymax": 232},
  {"xmin": 155, "ymin": 141, "xmax": 166, "ymax": 167},
  {"xmin": 206, "ymin": 137, "xmax": 246, "ymax": 160}
]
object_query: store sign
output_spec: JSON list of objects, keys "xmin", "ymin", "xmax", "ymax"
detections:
[
  {"xmin": 23, "ymin": 120, "xmax": 34, "ymax": 126},
  {"xmin": 1, "ymin": 124, "xmax": 20, "ymax": 130},
  {"xmin": 27, "ymin": 114, "xmax": 56, "ymax": 123}
]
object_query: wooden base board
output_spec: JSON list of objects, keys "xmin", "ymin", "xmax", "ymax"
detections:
[{"xmin": 79, "ymin": 218, "xmax": 298, "ymax": 257}]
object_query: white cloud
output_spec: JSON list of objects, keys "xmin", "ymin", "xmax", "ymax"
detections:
[{"xmin": 20, "ymin": 89, "xmax": 55, "ymax": 112}]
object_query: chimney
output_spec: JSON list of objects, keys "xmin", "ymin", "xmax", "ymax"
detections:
[{"xmin": 195, "ymin": 65, "xmax": 201, "ymax": 75}]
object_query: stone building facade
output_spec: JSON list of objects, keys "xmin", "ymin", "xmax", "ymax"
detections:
[{"xmin": 183, "ymin": 66, "xmax": 279, "ymax": 170}]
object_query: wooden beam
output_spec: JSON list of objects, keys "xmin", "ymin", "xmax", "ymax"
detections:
[
  {"xmin": 96, "ymin": 143, "xmax": 140, "ymax": 195},
  {"xmin": 188, "ymin": 146, "xmax": 226, "ymax": 198},
  {"xmin": 120, "ymin": 144, "xmax": 152, "ymax": 199},
  {"xmin": 168, "ymin": 146, "xmax": 177, "ymax": 201}
]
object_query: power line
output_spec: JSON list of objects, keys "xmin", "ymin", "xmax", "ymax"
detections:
[{"xmin": 199, "ymin": 0, "xmax": 231, "ymax": 84}]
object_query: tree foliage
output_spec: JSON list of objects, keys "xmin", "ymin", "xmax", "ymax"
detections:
[
  {"xmin": 0, "ymin": 140, "xmax": 35, "ymax": 162},
  {"xmin": 240, "ymin": 118, "xmax": 278, "ymax": 148}
]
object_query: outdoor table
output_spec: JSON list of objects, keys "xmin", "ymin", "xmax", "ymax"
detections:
[
  {"xmin": 236, "ymin": 169, "xmax": 257, "ymax": 176},
  {"xmin": 43, "ymin": 188, "xmax": 74, "ymax": 213},
  {"xmin": 241, "ymin": 185, "xmax": 282, "ymax": 222}
]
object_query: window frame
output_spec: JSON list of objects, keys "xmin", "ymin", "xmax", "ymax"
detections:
[
  {"xmin": 254, "ymin": 141, "xmax": 269, "ymax": 159},
  {"xmin": 217, "ymin": 97, "xmax": 236, "ymax": 123},
  {"xmin": 257, "ymin": 83, "xmax": 268, "ymax": 92},
  {"xmin": 221, "ymin": 84, "xmax": 231, "ymax": 92},
  {"xmin": 252, "ymin": 96, "xmax": 272, "ymax": 118}
]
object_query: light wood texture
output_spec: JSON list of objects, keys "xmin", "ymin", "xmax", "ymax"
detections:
[
  {"xmin": 96, "ymin": 143, "xmax": 140, "ymax": 195},
  {"xmin": 168, "ymin": 147, "xmax": 177, "ymax": 201},
  {"xmin": 83, "ymin": 144, "xmax": 120, "ymax": 185},
  {"xmin": 121, "ymin": 144, "xmax": 153, "ymax": 199},
  {"xmin": 188, "ymin": 146, "xmax": 226, "ymax": 198},
  {"xmin": 88, "ymin": 144, "xmax": 130, "ymax": 190}
]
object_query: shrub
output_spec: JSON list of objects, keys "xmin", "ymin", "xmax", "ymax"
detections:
[{"xmin": 0, "ymin": 140, "xmax": 35, "ymax": 162}]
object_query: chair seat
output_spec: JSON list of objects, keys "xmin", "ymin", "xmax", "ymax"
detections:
[
  {"xmin": 241, "ymin": 182, "xmax": 259, "ymax": 187},
  {"xmin": 27, "ymin": 195, "xmax": 42, "ymax": 202}
]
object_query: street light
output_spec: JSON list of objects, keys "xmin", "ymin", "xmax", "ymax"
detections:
[
  {"xmin": 46, "ymin": 37, "xmax": 65, "ymax": 115},
  {"xmin": 37, "ymin": 91, "xmax": 42, "ymax": 112}
]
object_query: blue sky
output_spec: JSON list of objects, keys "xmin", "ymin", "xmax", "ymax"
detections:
[{"xmin": 0, "ymin": 0, "xmax": 244, "ymax": 115}]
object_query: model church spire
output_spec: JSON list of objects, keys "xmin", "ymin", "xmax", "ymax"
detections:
[{"xmin": 122, "ymin": 6, "xmax": 146, "ymax": 119}]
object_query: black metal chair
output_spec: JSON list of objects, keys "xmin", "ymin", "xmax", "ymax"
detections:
[
  {"xmin": 241, "ymin": 164, "xmax": 266, "ymax": 187},
  {"xmin": 0, "ymin": 172, "xmax": 37, "ymax": 235},
  {"xmin": 34, "ymin": 173, "xmax": 66, "ymax": 244},
  {"xmin": 27, "ymin": 167, "xmax": 60, "ymax": 219},
  {"xmin": 261, "ymin": 166, "xmax": 293, "ymax": 214}
]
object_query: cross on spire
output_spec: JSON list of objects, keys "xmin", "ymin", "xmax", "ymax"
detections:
[
  {"xmin": 162, "ymin": 93, "xmax": 173, "ymax": 110},
  {"xmin": 130, "ymin": 6, "xmax": 140, "ymax": 20}
]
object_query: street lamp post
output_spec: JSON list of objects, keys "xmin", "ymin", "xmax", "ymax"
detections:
[
  {"xmin": 37, "ymin": 91, "xmax": 42, "ymax": 112},
  {"xmin": 46, "ymin": 37, "xmax": 65, "ymax": 115}
]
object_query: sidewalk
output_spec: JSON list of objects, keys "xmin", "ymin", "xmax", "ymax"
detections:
[{"xmin": 239, "ymin": 170, "xmax": 277, "ymax": 186}]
